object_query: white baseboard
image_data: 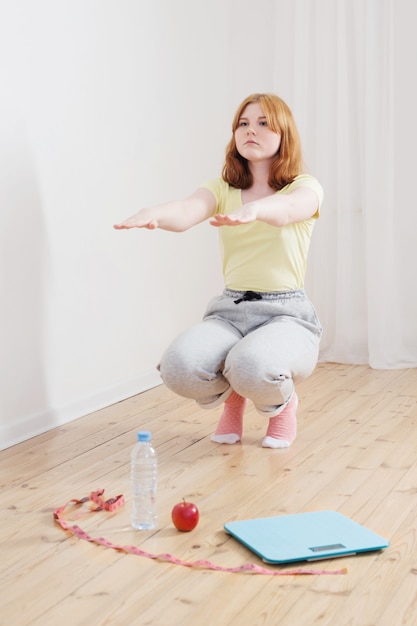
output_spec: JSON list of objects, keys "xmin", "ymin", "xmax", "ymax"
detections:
[{"xmin": 0, "ymin": 370, "xmax": 163, "ymax": 451}]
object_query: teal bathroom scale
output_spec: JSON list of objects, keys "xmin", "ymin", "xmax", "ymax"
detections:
[{"xmin": 224, "ymin": 510, "xmax": 389, "ymax": 563}]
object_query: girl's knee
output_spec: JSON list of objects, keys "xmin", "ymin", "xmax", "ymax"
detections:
[{"xmin": 224, "ymin": 351, "xmax": 294, "ymax": 406}]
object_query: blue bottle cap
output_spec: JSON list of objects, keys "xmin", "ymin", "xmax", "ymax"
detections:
[{"xmin": 137, "ymin": 431, "xmax": 151, "ymax": 442}]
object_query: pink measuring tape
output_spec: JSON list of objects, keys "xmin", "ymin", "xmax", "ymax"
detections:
[{"xmin": 53, "ymin": 489, "xmax": 347, "ymax": 576}]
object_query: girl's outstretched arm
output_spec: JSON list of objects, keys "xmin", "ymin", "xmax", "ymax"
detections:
[
  {"xmin": 209, "ymin": 187, "xmax": 319, "ymax": 228},
  {"xmin": 114, "ymin": 188, "xmax": 216, "ymax": 233}
]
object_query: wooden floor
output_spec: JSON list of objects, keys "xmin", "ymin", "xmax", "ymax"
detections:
[{"xmin": 1, "ymin": 363, "xmax": 417, "ymax": 626}]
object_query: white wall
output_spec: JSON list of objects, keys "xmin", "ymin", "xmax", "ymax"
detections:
[{"xmin": 0, "ymin": 0, "xmax": 278, "ymax": 448}]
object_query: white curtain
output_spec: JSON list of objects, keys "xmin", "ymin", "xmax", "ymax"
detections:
[{"xmin": 273, "ymin": 0, "xmax": 417, "ymax": 369}]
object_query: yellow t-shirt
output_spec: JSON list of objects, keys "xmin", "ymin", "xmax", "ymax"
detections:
[{"xmin": 202, "ymin": 174, "xmax": 323, "ymax": 292}]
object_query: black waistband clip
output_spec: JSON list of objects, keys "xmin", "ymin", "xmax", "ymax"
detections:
[{"xmin": 234, "ymin": 291, "xmax": 263, "ymax": 305}]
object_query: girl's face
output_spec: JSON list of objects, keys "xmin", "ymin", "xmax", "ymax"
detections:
[{"xmin": 234, "ymin": 102, "xmax": 281, "ymax": 163}]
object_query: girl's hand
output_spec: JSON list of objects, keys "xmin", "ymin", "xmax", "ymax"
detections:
[
  {"xmin": 209, "ymin": 203, "xmax": 259, "ymax": 227},
  {"xmin": 113, "ymin": 210, "xmax": 158, "ymax": 230}
]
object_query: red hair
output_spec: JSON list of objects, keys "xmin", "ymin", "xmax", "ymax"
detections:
[{"xmin": 222, "ymin": 93, "xmax": 304, "ymax": 190}]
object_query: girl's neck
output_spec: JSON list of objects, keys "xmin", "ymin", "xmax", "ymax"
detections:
[
  {"xmin": 245, "ymin": 161, "xmax": 275, "ymax": 198},
  {"xmin": 249, "ymin": 159, "xmax": 273, "ymax": 186}
]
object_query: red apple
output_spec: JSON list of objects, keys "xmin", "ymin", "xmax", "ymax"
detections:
[{"xmin": 171, "ymin": 499, "xmax": 199, "ymax": 531}]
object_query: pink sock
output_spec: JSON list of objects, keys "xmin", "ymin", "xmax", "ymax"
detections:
[
  {"xmin": 211, "ymin": 391, "xmax": 247, "ymax": 444},
  {"xmin": 262, "ymin": 393, "xmax": 298, "ymax": 449}
]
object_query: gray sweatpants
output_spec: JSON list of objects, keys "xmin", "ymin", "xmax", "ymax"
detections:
[{"xmin": 159, "ymin": 288, "xmax": 322, "ymax": 418}]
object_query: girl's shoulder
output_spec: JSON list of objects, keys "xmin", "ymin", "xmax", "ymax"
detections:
[
  {"xmin": 200, "ymin": 177, "xmax": 239, "ymax": 200},
  {"xmin": 282, "ymin": 174, "xmax": 324, "ymax": 206},
  {"xmin": 201, "ymin": 177, "xmax": 229, "ymax": 193}
]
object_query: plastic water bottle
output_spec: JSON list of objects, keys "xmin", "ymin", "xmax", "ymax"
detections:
[{"xmin": 130, "ymin": 431, "xmax": 158, "ymax": 530}]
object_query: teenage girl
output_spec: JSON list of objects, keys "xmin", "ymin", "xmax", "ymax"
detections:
[{"xmin": 114, "ymin": 93, "xmax": 323, "ymax": 448}]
